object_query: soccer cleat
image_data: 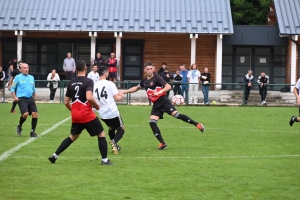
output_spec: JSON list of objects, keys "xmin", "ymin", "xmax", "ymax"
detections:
[
  {"xmin": 116, "ymin": 144, "xmax": 121, "ymax": 152},
  {"xmin": 101, "ymin": 159, "xmax": 114, "ymax": 165},
  {"xmin": 196, "ymin": 123, "xmax": 205, "ymax": 132},
  {"xmin": 10, "ymin": 110, "xmax": 16, "ymax": 114},
  {"xmin": 48, "ymin": 155, "xmax": 57, "ymax": 163},
  {"xmin": 30, "ymin": 132, "xmax": 39, "ymax": 138},
  {"xmin": 158, "ymin": 143, "xmax": 168, "ymax": 150},
  {"xmin": 290, "ymin": 116, "xmax": 296, "ymax": 127},
  {"xmin": 16, "ymin": 125, "xmax": 22, "ymax": 136},
  {"xmin": 110, "ymin": 140, "xmax": 118, "ymax": 155}
]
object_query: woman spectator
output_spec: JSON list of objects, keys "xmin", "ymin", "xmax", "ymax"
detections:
[
  {"xmin": 200, "ymin": 68, "xmax": 211, "ymax": 105},
  {"xmin": 47, "ymin": 69, "xmax": 60, "ymax": 103},
  {"xmin": 187, "ymin": 63, "xmax": 201, "ymax": 105}
]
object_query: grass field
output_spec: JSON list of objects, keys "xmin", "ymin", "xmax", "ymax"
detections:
[{"xmin": 0, "ymin": 103, "xmax": 300, "ymax": 200}]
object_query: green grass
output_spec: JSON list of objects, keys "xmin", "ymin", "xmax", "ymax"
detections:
[{"xmin": 0, "ymin": 103, "xmax": 300, "ymax": 200}]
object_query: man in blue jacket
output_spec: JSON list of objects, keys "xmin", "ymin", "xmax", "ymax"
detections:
[
  {"xmin": 243, "ymin": 70, "xmax": 255, "ymax": 105},
  {"xmin": 180, "ymin": 64, "xmax": 189, "ymax": 104},
  {"xmin": 10, "ymin": 63, "xmax": 38, "ymax": 138}
]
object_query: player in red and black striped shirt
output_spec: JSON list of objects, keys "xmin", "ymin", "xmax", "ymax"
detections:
[
  {"xmin": 48, "ymin": 60, "xmax": 113, "ymax": 165},
  {"xmin": 123, "ymin": 62, "xmax": 205, "ymax": 150}
]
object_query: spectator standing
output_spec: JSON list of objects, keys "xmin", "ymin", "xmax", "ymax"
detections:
[
  {"xmin": 122, "ymin": 63, "xmax": 205, "ymax": 150},
  {"xmin": 172, "ymin": 69, "xmax": 183, "ymax": 95},
  {"xmin": 0, "ymin": 66, "xmax": 5, "ymax": 102},
  {"xmin": 289, "ymin": 78, "xmax": 300, "ymax": 126},
  {"xmin": 47, "ymin": 69, "xmax": 60, "ymax": 103},
  {"xmin": 159, "ymin": 67, "xmax": 171, "ymax": 97},
  {"xmin": 10, "ymin": 63, "xmax": 39, "ymax": 138},
  {"xmin": 180, "ymin": 64, "xmax": 189, "ymax": 104},
  {"xmin": 257, "ymin": 72, "xmax": 269, "ymax": 105},
  {"xmin": 63, "ymin": 52, "xmax": 76, "ymax": 80},
  {"xmin": 158, "ymin": 63, "xmax": 167, "ymax": 75},
  {"xmin": 94, "ymin": 66, "xmax": 124, "ymax": 155},
  {"xmin": 187, "ymin": 64, "xmax": 201, "ymax": 105},
  {"xmin": 7, "ymin": 61, "xmax": 23, "ymax": 113},
  {"xmin": 107, "ymin": 52, "xmax": 117, "ymax": 83},
  {"xmin": 200, "ymin": 67, "xmax": 211, "ymax": 105},
  {"xmin": 48, "ymin": 60, "xmax": 113, "ymax": 165},
  {"xmin": 243, "ymin": 70, "xmax": 254, "ymax": 105},
  {"xmin": 94, "ymin": 52, "xmax": 106, "ymax": 71},
  {"xmin": 6, "ymin": 64, "xmax": 14, "ymax": 82},
  {"xmin": 87, "ymin": 64, "xmax": 100, "ymax": 84}
]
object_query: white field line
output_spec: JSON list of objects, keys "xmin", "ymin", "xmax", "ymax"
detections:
[
  {"xmin": 10, "ymin": 154, "xmax": 300, "ymax": 159},
  {"xmin": 0, "ymin": 117, "xmax": 70, "ymax": 162}
]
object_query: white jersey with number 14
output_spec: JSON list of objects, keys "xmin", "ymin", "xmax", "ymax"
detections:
[{"xmin": 93, "ymin": 80, "xmax": 119, "ymax": 119}]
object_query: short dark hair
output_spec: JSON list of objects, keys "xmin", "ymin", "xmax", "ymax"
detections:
[
  {"xmin": 99, "ymin": 66, "xmax": 108, "ymax": 76},
  {"xmin": 92, "ymin": 64, "xmax": 98, "ymax": 68},
  {"xmin": 18, "ymin": 61, "xmax": 23, "ymax": 65},
  {"xmin": 144, "ymin": 62, "xmax": 152, "ymax": 68},
  {"xmin": 162, "ymin": 62, "xmax": 167, "ymax": 65},
  {"xmin": 76, "ymin": 60, "xmax": 86, "ymax": 71}
]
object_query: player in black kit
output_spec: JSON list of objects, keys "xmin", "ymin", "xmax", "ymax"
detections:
[{"xmin": 123, "ymin": 62, "xmax": 205, "ymax": 150}]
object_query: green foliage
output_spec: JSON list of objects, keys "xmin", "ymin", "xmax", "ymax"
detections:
[
  {"xmin": 0, "ymin": 104, "xmax": 300, "ymax": 199},
  {"xmin": 230, "ymin": 0, "xmax": 270, "ymax": 25}
]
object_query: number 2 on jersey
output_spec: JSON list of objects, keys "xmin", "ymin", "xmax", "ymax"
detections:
[{"xmin": 95, "ymin": 87, "xmax": 108, "ymax": 100}]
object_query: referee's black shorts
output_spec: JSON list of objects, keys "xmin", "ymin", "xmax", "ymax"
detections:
[
  {"xmin": 18, "ymin": 97, "xmax": 38, "ymax": 115},
  {"xmin": 71, "ymin": 117, "xmax": 104, "ymax": 137}
]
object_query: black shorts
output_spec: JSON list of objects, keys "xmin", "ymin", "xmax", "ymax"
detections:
[
  {"xmin": 71, "ymin": 117, "xmax": 104, "ymax": 136},
  {"xmin": 151, "ymin": 100, "xmax": 177, "ymax": 119},
  {"xmin": 18, "ymin": 97, "xmax": 38, "ymax": 115},
  {"xmin": 101, "ymin": 115, "xmax": 124, "ymax": 129},
  {"xmin": 0, "ymin": 81, "xmax": 4, "ymax": 89},
  {"xmin": 109, "ymin": 72, "xmax": 117, "ymax": 79}
]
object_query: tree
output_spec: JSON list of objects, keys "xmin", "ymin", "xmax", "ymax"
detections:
[{"xmin": 230, "ymin": 0, "xmax": 270, "ymax": 25}]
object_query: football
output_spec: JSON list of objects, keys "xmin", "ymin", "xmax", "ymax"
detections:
[{"xmin": 172, "ymin": 95, "xmax": 184, "ymax": 106}]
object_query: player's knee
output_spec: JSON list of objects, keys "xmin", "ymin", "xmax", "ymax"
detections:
[
  {"xmin": 32, "ymin": 112, "xmax": 38, "ymax": 118},
  {"xmin": 22, "ymin": 112, "xmax": 29, "ymax": 118},
  {"xmin": 149, "ymin": 119, "xmax": 158, "ymax": 127},
  {"xmin": 172, "ymin": 111, "xmax": 180, "ymax": 118}
]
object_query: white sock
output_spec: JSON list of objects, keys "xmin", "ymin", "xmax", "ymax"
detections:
[
  {"xmin": 102, "ymin": 158, "xmax": 108, "ymax": 162},
  {"xmin": 53, "ymin": 153, "xmax": 58, "ymax": 159}
]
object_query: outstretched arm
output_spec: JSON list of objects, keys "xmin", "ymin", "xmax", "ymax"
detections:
[{"xmin": 123, "ymin": 85, "xmax": 140, "ymax": 94}]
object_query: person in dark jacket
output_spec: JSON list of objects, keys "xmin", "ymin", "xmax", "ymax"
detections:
[
  {"xmin": 172, "ymin": 70, "xmax": 183, "ymax": 95},
  {"xmin": 159, "ymin": 67, "xmax": 171, "ymax": 97},
  {"xmin": 94, "ymin": 52, "xmax": 106, "ymax": 71},
  {"xmin": 200, "ymin": 67, "xmax": 211, "ymax": 104},
  {"xmin": 158, "ymin": 63, "xmax": 167, "ymax": 75},
  {"xmin": 257, "ymin": 72, "xmax": 269, "ymax": 105},
  {"xmin": 243, "ymin": 70, "xmax": 255, "ymax": 105}
]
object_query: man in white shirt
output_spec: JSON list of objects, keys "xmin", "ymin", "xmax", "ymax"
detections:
[
  {"xmin": 87, "ymin": 64, "xmax": 99, "ymax": 84},
  {"xmin": 289, "ymin": 78, "xmax": 300, "ymax": 126},
  {"xmin": 187, "ymin": 63, "xmax": 201, "ymax": 105},
  {"xmin": 93, "ymin": 66, "xmax": 124, "ymax": 155}
]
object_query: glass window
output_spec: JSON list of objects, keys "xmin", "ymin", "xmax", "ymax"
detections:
[
  {"xmin": 97, "ymin": 44, "xmax": 112, "ymax": 60},
  {"xmin": 255, "ymin": 66, "xmax": 270, "ymax": 76},
  {"xmin": 222, "ymin": 66, "xmax": 232, "ymax": 75},
  {"xmin": 274, "ymin": 67, "xmax": 285, "ymax": 76},
  {"xmin": 223, "ymin": 45, "xmax": 233, "ymax": 54},
  {"xmin": 273, "ymin": 56, "xmax": 285, "ymax": 66},
  {"xmin": 235, "ymin": 56, "xmax": 250, "ymax": 65},
  {"xmin": 221, "ymin": 76, "xmax": 233, "ymax": 90},
  {"xmin": 274, "ymin": 46, "xmax": 285, "ymax": 55},
  {"xmin": 124, "ymin": 67, "xmax": 141, "ymax": 78},
  {"xmin": 222, "ymin": 55, "xmax": 232, "ymax": 65},
  {"xmin": 273, "ymin": 77, "xmax": 285, "ymax": 90},
  {"xmin": 125, "ymin": 55, "xmax": 141, "ymax": 65},
  {"xmin": 125, "ymin": 46, "xmax": 141, "ymax": 54},
  {"xmin": 255, "ymin": 48, "xmax": 270, "ymax": 55},
  {"xmin": 236, "ymin": 66, "xmax": 250, "ymax": 76},
  {"xmin": 236, "ymin": 47, "xmax": 250, "ymax": 55},
  {"xmin": 255, "ymin": 56, "xmax": 270, "ymax": 65}
]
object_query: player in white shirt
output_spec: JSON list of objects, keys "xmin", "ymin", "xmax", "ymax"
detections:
[
  {"xmin": 289, "ymin": 78, "xmax": 300, "ymax": 126},
  {"xmin": 93, "ymin": 66, "xmax": 124, "ymax": 154},
  {"xmin": 87, "ymin": 64, "xmax": 99, "ymax": 84},
  {"xmin": 187, "ymin": 63, "xmax": 201, "ymax": 105}
]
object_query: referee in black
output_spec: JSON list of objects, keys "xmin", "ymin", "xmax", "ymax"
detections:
[{"xmin": 10, "ymin": 63, "xmax": 38, "ymax": 138}]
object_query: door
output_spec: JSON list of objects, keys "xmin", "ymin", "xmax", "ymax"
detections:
[{"xmin": 122, "ymin": 44, "xmax": 143, "ymax": 80}]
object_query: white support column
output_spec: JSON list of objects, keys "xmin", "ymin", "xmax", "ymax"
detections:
[
  {"xmin": 215, "ymin": 34, "xmax": 223, "ymax": 90},
  {"xmin": 190, "ymin": 34, "xmax": 198, "ymax": 65},
  {"xmin": 290, "ymin": 35, "xmax": 298, "ymax": 92},
  {"xmin": 114, "ymin": 32, "xmax": 122, "ymax": 81},
  {"xmin": 15, "ymin": 31, "xmax": 25, "ymax": 62},
  {"xmin": 89, "ymin": 32, "xmax": 97, "ymax": 68}
]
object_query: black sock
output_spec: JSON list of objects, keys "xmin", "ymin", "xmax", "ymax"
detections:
[
  {"xmin": 149, "ymin": 121, "xmax": 165, "ymax": 144},
  {"xmin": 19, "ymin": 116, "xmax": 26, "ymax": 127},
  {"xmin": 294, "ymin": 117, "xmax": 299, "ymax": 122},
  {"xmin": 175, "ymin": 113, "xmax": 198, "ymax": 126},
  {"xmin": 11, "ymin": 101, "xmax": 17, "ymax": 111},
  {"xmin": 108, "ymin": 129, "xmax": 115, "ymax": 140},
  {"xmin": 98, "ymin": 137, "xmax": 108, "ymax": 159},
  {"xmin": 31, "ymin": 118, "xmax": 37, "ymax": 132},
  {"xmin": 298, "ymin": 107, "xmax": 300, "ymax": 116},
  {"xmin": 114, "ymin": 129, "xmax": 124, "ymax": 143},
  {"xmin": 55, "ymin": 137, "xmax": 73, "ymax": 156}
]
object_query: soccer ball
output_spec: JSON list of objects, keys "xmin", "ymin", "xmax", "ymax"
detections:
[
  {"xmin": 212, "ymin": 100, "xmax": 217, "ymax": 105},
  {"xmin": 172, "ymin": 95, "xmax": 184, "ymax": 106}
]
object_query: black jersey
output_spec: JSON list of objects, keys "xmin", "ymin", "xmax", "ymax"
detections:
[
  {"xmin": 139, "ymin": 74, "xmax": 169, "ymax": 106},
  {"xmin": 65, "ymin": 76, "xmax": 96, "ymax": 123},
  {"xmin": 11, "ymin": 69, "xmax": 21, "ymax": 78}
]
